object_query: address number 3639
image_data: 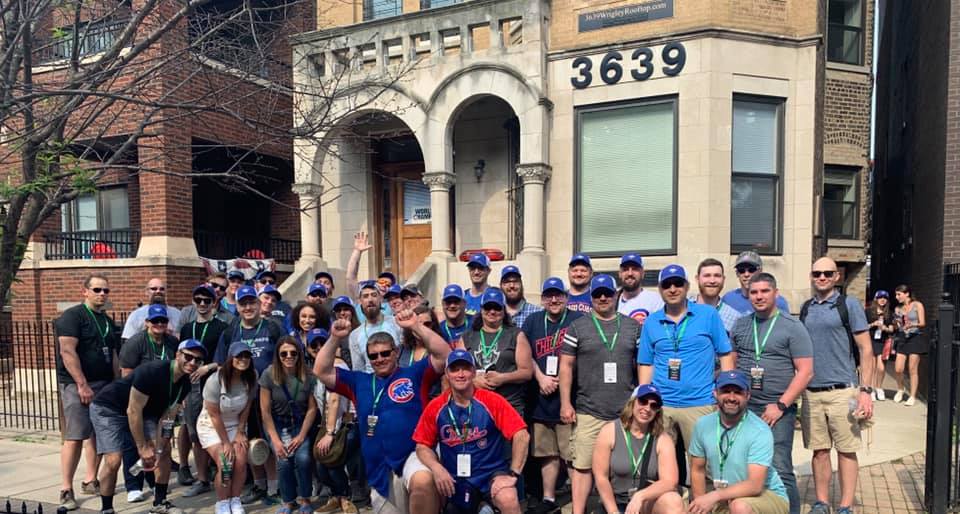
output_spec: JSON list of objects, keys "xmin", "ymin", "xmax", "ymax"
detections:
[{"xmin": 570, "ymin": 41, "xmax": 686, "ymax": 89}]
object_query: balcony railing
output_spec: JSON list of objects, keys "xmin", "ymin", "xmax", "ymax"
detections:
[
  {"xmin": 195, "ymin": 230, "xmax": 301, "ymax": 264},
  {"xmin": 36, "ymin": 19, "xmax": 128, "ymax": 64},
  {"xmin": 824, "ymin": 199, "xmax": 859, "ymax": 240},
  {"xmin": 43, "ymin": 229, "xmax": 140, "ymax": 260}
]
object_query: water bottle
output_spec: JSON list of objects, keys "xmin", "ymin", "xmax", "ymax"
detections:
[
  {"xmin": 128, "ymin": 459, "xmax": 144, "ymax": 476},
  {"xmin": 280, "ymin": 428, "xmax": 293, "ymax": 448},
  {"xmin": 477, "ymin": 502, "xmax": 495, "ymax": 514},
  {"xmin": 221, "ymin": 453, "xmax": 232, "ymax": 485}
]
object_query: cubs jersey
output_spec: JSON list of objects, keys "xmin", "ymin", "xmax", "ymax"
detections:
[
  {"xmin": 617, "ymin": 290, "xmax": 664, "ymax": 326},
  {"xmin": 566, "ymin": 291, "xmax": 593, "ymax": 314}
]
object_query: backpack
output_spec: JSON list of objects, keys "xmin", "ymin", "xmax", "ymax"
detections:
[{"xmin": 799, "ymin": 294, "xmax": 859, "ymax": 366}]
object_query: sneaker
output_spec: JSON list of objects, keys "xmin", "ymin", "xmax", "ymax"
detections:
[
  {"xmin": 149, "ymin": 501, "xmax": 185, "ymax": 514},
  {"xmin": 297, "ymin": 504, "xmax": 313, "ymax": 514},
  {"xmin": 184, "ymin": 481, "xmax": 211, "ymax": 497},
  {"xmin": 59, "ymin": 489, "xmax": 78, "ymax": 511},
  {"xmin": 894, "ymin": 389, "xmax": 905, "ymax": 402},
  {"xmin": 313, "ymin": 498, "xmax": 340, "ymax": 514},
  {"xmin": 876, "ymin": 388, "xmax": 886, "ymax": 401},
  {"xmin": 349, "ymin": 481, "xmax": 370, "ymax": 508},
  {"xmin": 531, "ymin": 499, "xmax": 561, "ymax": 514},
  {"xmin": 81, "ymin": 479, "xmax": 100, "ymax": 495},
  {"xmin": 905, "ymin": 396, "xmax": 916, "ymax": 406},
  {"xmin": 275, "ymin": 506, "xmax": 293, "ymax": 514},
  {"xmin": 837, "ymin": 508, "xmax": 853, "ymax": 514},
  {"xmin": 339, "ymin": 498, "xmax": 359, "ymax": 514},
  {"xmin": 808, "ymin": 501, "xmax": 830, "ymax": 514},
  {"xmin": 263, "ymin": 492, "xmax": 282, "ymax": 506},
  {"xmin": 127, "ymin": 490, "xmax": 148, "ymax": 503},
  {"xmin": 177, "ymin": 465, "xmax": 195, "ymax": 486},
  {"xmin": 216, "ymin": 500, "xmax": 232, "ymax": 514},
  {"xmin": 241, "ymin": 486, "xmax": 266, "ymax": 505},
  {"xmin": 230, "ymin": 497, "xmax": 246, "ymax": 514},
  {"xmin": 101, "ymin": 509, "xmax": 115, "ymax": 514}
]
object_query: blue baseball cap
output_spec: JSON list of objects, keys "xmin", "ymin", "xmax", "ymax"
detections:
[
  {"xmin": 358, "ymin": 280, "xmax": 378, "ymax": 294},
  {"xmin": 259, "ymin": 284, "xmax": 281, "ymax": 300},
  {"xmin": 306, "ymin": 328, "xmax": 330, "ymax": 346},
  {"xmin": 256, "ymin": 270, "xmax": 277, "ymax": 281},
  {"xmin": 178, "ymin": 339, "xmax": 206, "ymax": 357},
  {"xmin": 716, "ymin": 370, "xmax": 750, "ymax": 391},
  {"xmin": 228, "ymin": 341, "xmax": 253, "ymax": 357},
  {"xmin": 442, "ymin": 284, "xmax": 465, "ymax": 301},
  {"xmin": 227, "ymin": 270, "xmax": 245, "ymax": 280},
  {"xmin": 874, "ymin": 290, "xmax": 890, "ymax": 299},
  {"xmin": 541, "ymin": 277, "xmax": 566, "ymax": 295},
  {"xmin": 658, "ymin": 264, "xmax": 687, "ymax": 285},
  {"xmin": 236, "ymin": 285, "xmax": 258, "ymax": 302},
  {"xmin": 620, "ymin": 253, "xmax": 644, "ymax": 268},
  {"xmin": 569, "ymin": 254, "xmax": 592, "ymax": 268},
  {"xmin": 590, "ymin": 274, "xmax": 616, "ymax": 295},
  {"xmin": 467, "ymin": 253, "xmax": 491, "ymax": 269},
  {"xmin": 193, "ymin": 284, "xmax": 216, "ymax": 298},
  {"xmin": 632, "ymin": 384, "xmax": 662, "ymax": 402},
  {"xmin": 308, "ymin": 283, "xmax": 328, "ymax": 297},
  {"xmin": 446, "ymin": 349, "xmax": 475, "ymax": 368},
  {"xmin": 384, "ymin": 284, "xmax": 403, "ymax": 299},
  {"xmin": 481, "ymin": 287, "xmax": 505, "ymax": 308},
  {"xmin": 332, "ymin": 295, "xmax": 353, "ymax": 311},
  {"xmin": 146, "ymin": 304, "xmax": 168, "ymax": 322},
  {"xmin": 500, "ymin": 265, "xmax": 521, "ymax": 281}
]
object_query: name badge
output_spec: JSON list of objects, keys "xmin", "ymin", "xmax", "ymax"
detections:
[
  {"xmin": 160, "ymin": 419, "xmax": 175, "ymax": 440},
  {"xmin": 713, "ymin": 479, "xmax": 729, "ymax": 489},
  {"xmin": 603, "ymin": 362, "xmax": 617, "ymax": 383},
  {"xmin": 545, "ymin": 356, "xmax": 559, "ymax": 376},
  {"xmin": 750, "ymin": 367, "xmax": 764, "ymax": 390},
  {"xmin": 873, "ymin": 329, "xmax": 881, "ymax": 340},
  {"xmin": 366, "ymin": 415, "xmax": 379, "ymax": 437},
  {"xmin": 668, "ymin": 358, "xmax": 682, "ymax": 381},
  {"xmin": 456, "ymin": 453, "xmax": 471, "ymax": 477},
  {"xmin": 102, "ymin": 346, "xmax": 111, "ymax": 361}
]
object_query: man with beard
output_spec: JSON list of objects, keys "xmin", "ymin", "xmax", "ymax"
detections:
[
  {"xmin": 689, "ymin": 259, "xmax": 742, "ymax": 334},
  {"xmin": 559, "ymin": 274, "xmax": 641, "ymax": 514},
  {"xmin": 566, "ymin": 254, "xmax": 593, "ymax": 313},
  {"xmin": 501, "ymin": 266, "xmax": 541, "ymax": 328},
  {"xmin": 122, "ymin": 278, "xmax": 182, "ymax": 339},
  {"xmin": 688, "ymin": 371, "xmax": 789, "ymax": 514},
  {"xmin": 638, "ymin": 265, "xmax": 734, "ymax": 469},
  {"xmin": 464, "ymin": 254, "xmax": 492, "ymax": 317},
  {"xmin": 438, "ymin": 285, "xmax": 472, "ymax": 346},
  {"xmin": 180, "ymin": 273, "xmax": 235, "ymax": 325},
  {"xmin": 348, "ymin": 281, "xmax": 403, "ymax": 373},
  {"xmin": 721, "ymin": 251, "xmax": 789, "ymax": 315},
  {"xmin": 616, "ymin": 253, "xmax": 663, "ymax": 326}
]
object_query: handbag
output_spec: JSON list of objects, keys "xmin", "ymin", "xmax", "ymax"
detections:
[
  {"xmin": 313, "ymin": 424, "xmax": 349, "ymax": 466},
  {"xmin": 881, "ymin": 337, "xmax": 893, "ymax": 361}
]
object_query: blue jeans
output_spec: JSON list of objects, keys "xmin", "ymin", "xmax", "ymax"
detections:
[
  {"xmin": 276, "ymin": 425, "xmax": 314, "ymax": 503},
  {"xmin": 749, "ymin": 403, "xmax": 799, "ymax": 514}
]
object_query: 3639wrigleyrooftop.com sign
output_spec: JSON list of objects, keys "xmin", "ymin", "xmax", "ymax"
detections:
[{"xmin": 578, "ymin": 0, "xmax": 674, "ymax": 32}]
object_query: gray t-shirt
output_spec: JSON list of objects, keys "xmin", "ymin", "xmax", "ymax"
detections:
[
  {"xmin": 801, "ymin": 292, "xmax": 869, "ymax": 387},
  {"xmin": 461, "ymin": 325, "xmax": 525, "ymax": 412},
  {"xmin": 731, "ymin": 312, "xmax": 813, "ymax": 406},
  {"xmin": 201, "ymin": 370, "xmax": 252, "ymax": 422},
  {"xmin": 561, "ymin": 313, "xmax": 641, "ymax": 420},
  {"xmin": 258, "ymin": 365, "xmax": 317, "ymax": 424},
  {"xmin": 119, "ymin": 331, "xmax": 179, "ymax": 370}
]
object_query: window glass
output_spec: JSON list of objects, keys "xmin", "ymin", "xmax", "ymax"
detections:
[{"xmin": 731, "ymin": 98, "xmax": 782, "ymax": 253}]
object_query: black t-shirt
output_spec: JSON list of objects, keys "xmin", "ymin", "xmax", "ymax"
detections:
[
  {"xmin": 180, "ymin": 318, "xmax": 228, "ymax": 360},
  {"xmin": 521, "ymin": 310, "xmax": 582, "ymax": 422},
  {"xmin": 54, "ymin": 304, "xmax": 120, "ymax": 384},
  {"xmin": 213, "ymin": 317, "xmax": 287, "ymax": 376},
  {"xmin": 93, "ymin": 359, "xmax": 191, "ymax": 420},
  {"xmin": 119, "ymin": 331, "xmax": 179, "ymax": 370}
]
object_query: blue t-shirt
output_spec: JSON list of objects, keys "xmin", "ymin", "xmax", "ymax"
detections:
[
  {"xmin": 214, "ymin": 318, "xmax": 285, "ymax": 375},
  {"xmin": 521, "ymin": 310, "xmax": 582, "ymax": 422},
  {"xmin": 638, "ymin": 302, "xmax": 732, "ymax": 407},
  {"xmin": 464, "ymin": 288, "xmax": 487, "ymax": 317},
  {"xmin": 220, "ymin": 298, "xmax": 238, "ymax": 316},
  {"xmin": 439, "ymin": 317, "xmax": 472, "ymax": 345},
  {"xmin": 412, "ymin": 389, "xmax": 527, "ymax": 493},
  {"xmin": 688, "ymin": 411, "xmax": 787, "ymax": 500},
  {"xmin": 333, "ymin": 358, "xmax": 439, "ymax": 497},
  {"xmin": 801, "ymin": 292, "xmax": 869, "ymax": 387},
  {"xmin": 721, "ymin": 289, "xmax": 790, "ymax": 315},
  {"xmin": 566, "ymin": 292, "xmax": 593, "ymax": 314}
]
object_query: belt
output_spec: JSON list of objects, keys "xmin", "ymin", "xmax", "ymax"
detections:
[{"xmin": 806, "ymin": 383, "xmax": 855, "ymax": 392}]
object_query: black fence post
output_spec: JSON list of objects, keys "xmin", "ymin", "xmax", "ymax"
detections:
[{"xmin": 927, "ymin": 295, "xmax": 954, "ymax": 513}]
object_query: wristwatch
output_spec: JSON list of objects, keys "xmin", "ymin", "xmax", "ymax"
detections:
[
  {"xmin": 775, "ymin": 401, "xmax": 788, "ymax": 412},
  {"xmin": 509, "ymin": 469, "xmax": 522, "ymax": 479},
  {"xmin": 859, "ymin": 386, "xmax": 874, "ymax": 394}
]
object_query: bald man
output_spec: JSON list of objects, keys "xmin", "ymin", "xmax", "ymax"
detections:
[{"xmin": 122, "ymin": 278, "xmax": 183, "ymax": 339}]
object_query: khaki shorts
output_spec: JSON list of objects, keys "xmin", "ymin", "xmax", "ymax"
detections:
[
  {"xmin": 370, "ymin": 452, "xmax": 431, "ymax": 514},
  {"xmin": 570, "ymin": 413, "xmax": 608, "ymax": 470},
  {"xmin": 714, "ymin": 490, "xmax": 789, "ymax": 514},
  {"xmin": 800, "ymin": 387, "xmax": 861, "ymax": 453},
  {"xmin": 662, "ymin": 404, "xmax": 715, "ymax": 447},
  {"xmin": 532, "ymin": 422, "xmax": 572, "ymax": 460},
  {"xmin": 59, "ymin": 380, "xmax": 108, "ymax": 441}
]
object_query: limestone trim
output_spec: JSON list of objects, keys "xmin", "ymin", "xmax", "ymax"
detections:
[
  {"xmin": 292, "ymin": 182, "xmax": 323, "ymax": 198},
  {"xmin": 422, "ymin": 171, "xmax": 456, "ymax": 191},
  {"xmin": 516, "ymin": 163, "xmax": 552, "ymax": 185},
  {"xmin": 425, "ymin": 63, "xmax": 545, "ymax": 113}
]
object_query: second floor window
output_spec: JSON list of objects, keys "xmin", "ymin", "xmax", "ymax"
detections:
[
  {"xmin": 61, "ymin": 186, "xmax": 130, "ymax": 233},
  {"xmin": 365, "ymin": 0, "xmax": 402, "ymax": 20},
  {"xmin": 824, "ymin": 166, "xmax": 860, "ymax": 239},
  {"xmin": 731, "ymin": 97, "xmax": 783, "ymax": 254},
  {"xmin": 827, "ymin": 0, "xmax": 864, "ymax": 65}
]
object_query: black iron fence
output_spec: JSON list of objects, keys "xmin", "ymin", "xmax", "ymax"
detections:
[
  {"xmin": 43, "ymin": 229, "xmax": 140, "ymax": 260},
  {"xmin": 194, "ymin": 230, "xmax": 301, "ymax": 263},
  {"xmin": 35, "ymin": 19, "xmax": 128, "ymax": 63},
  {"xmin": 925, "ymin": 296, "xmax": 960, "ymax": 513}
]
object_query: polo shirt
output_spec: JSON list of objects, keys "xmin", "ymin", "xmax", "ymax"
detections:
[
  {"xmin": 638, "ymin": 302, "xmax": 732, "ymax": 408},
  {"xmin": 730, "ymin": 311, "xmax": 813, "ymax": 406},
  {"xmin": 801, "ymin": 291, "xmax": 869, "ymax": 388},
  {"xmin": 721, "ymin": 289, "xmax": 790, "ymax": 315}
]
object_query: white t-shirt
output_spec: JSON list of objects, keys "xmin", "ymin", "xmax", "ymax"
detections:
[
  {"xmin": 196, "ymin": 370, "xmax": 251, "ymax": 448},
  {"xmin": 347, "ymin": 315, "xmax": 403, "ymax": 373},
  {"xmin": 314, "ymin": 362, "xmax": 351, "ymax": 431},
  {"xmin": 617, "ymin": 290, "xmax": 664, "ymax": 326}
]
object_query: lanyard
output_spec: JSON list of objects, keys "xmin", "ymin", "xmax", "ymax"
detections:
[
  {"xmin": 370, "ymin": 370, "xmax": 397, "ymax": 414},
  {"xmin": 364, "ymin": 319, "xmax": 385, "ymax": 341},
  {"xmin": 666, "ymin": 316, "xmax": 689, "ymax": 353},
  {"xmin": 478, "ymin": 327, "xmax": 504, "ymax": 362},
  {"xmin": 407, "ymin": 347, "xmax": 425, "ymax": 366},
  {"xmin": 167, "ymin": 361, "xmax": 185, "ymax": 411},
  {"xmin": 445, "ymin": 400, "xmax": 473, "ymax": 448},
  {"xmin": 147, "ymin": 333, "xmax": 168, "ymax": 360},
  {"xmin": 752, "ymin": 312, "xmax": 780, "ymax": 364},
  {"xmin": 83, "ymin": 304, "xmax": 110, "ymax": 345},
  {"xmin": 443, "ymin": 320, "xmax": 464, "ymax": 342},
  {"xmin": 621, "ymin": 425, "xmax": 651, "ymax": 478},
  {"xmin": 236, "ymin": 320, "xmax": 264, "ymax": 347},
  {"xmin": 192, "ymin": 321, "xmax": 210, "ymax": 344},
  {"xmin": 591, "ymin": 313, "xmax": 621, "ymax": 352},
  {"xmin": 544, "ymin": 310, "xmax": 568, "ymax": 350},
  {"xmin": 716, "ymin": 300, "xmax": 724, "ymax": 311},
  {"xmin": 716, "ymin": 415, "xmax": 746, "ymax": 478}
]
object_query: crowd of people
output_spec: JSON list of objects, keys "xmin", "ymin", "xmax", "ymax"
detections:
[{"xmin": 53, "ymin": 233, "xmax": 927, "ymax": 514}]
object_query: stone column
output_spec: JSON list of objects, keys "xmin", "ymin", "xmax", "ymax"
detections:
[
  {"xmin": 422, "ymin": 171, "xmax": 456, "ymax": 256},
  {"xmin": 291, "ymin": 183, "xmax": 322, "ymax": 259},
  {"xmin": 516, "ymin": 163, "xmax": 552, "ymax": 254}
]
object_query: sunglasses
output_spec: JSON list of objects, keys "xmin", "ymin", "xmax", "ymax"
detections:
[
  {"xmin": 367, "ymin": 349, "xmax": 394, "ymax": 361},
  {"xmin": 149, "ymin": 286, "xmax": 166, "ymax": 292},
  {"xmin": 811, "ymin": 270, "xmax": 837, "ymax": 278},
  {"xmin": 233, "ymin": 353, "xmax": 252, "ymax": 360},
  {"xmin": 90, "ymin": 287, "xmax": 110, "ymax": 294},
  {"xmin": 307, "ymin": 292, "xmax": 324, "ymax": 298},
  {"xmin": 149, "ymin": 318, "xmax": 169, "ymax": 325},
  {"xmin": 591, "ymin": 291, "xmax": 614, "ymax": 299},
  {"xmin": 279, "ymin": 350, "xmax": 299, "ymax": 359},
  {"xmin": 194, "ymin": 296, "xmax": 213, "ymax": 305},
  {"xmin": 182, "ymin": 353, "xmax": 204, "ymax": 364},
  {"xmin": 259, "ymin": 279, "xmax": 276, "ymax": 285},
  {"xmin": 637, "ymin": 397, "xmax": 661, "ymax": 410},
  {"xmin": 482, "ymin": 305, "xmax": 504, "ymax": 312},
  {"xmin": 660, "ymin": 278, "xmax": 686, "ymax": 290},
  {"xmin": 210, "ymin": 284, "xmax": 227, "ymax": 292},
  {"xmin": 228, "ymin": 278, "xmax": 244, "ymax": 283},
  {"xmin": 735, "ymin": 264, "xmax": 758, "ymax": 274}
]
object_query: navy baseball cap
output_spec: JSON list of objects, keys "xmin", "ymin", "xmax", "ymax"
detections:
[
  {"xmin": 446, "ymin": 349, "xmax": 475, "ymax": 368},
  {"xmin": 306, "ymin": 328, "xmax": 330, "ymax": 346},
  {"xmin": 256, "ymin": 270, "xmax": 277, "ymax": 281},
  {"xmin": 874, "ymin": 290, "xmax": 890, "ymax": 299},
  {"xmin": 716, "ymin": 370, "xmax": 750, "ymax": 391},
  {"xmin": 590, "ymin": 274, "xmax": 616, "ymax": 295},
  {"xmin": 228, "ymin": 341, "xmax": 253, "ymax": 357},
  {"xmin": 193, "ymin": 284, "xmax": 216, "ymax": 298},
  {"xmin": 442, "ymin": 284, "xmax": 465, "ymax": 301},
  {"xmin": 259, "ymin": 284, "xmax": 281, "ymax": 300},
  {"xmin": 541, "ymin": 277, "xmax": 566, "ymax": 295},
  {"xmin": 358, "ymin": 280, "xmax": 378, "ymax": 294},
  {"xmin": 384, "ymin": 284, "xmax": 402, "ymax": 299},
  {"xmin": 378, "ymin": 271, "xmax": 397, "ymax": 284},
  {"xmin": 500, "ymin": 265, "xmax": 521, "ymax": 281},
  {"xmin": 632, "ymin": 384, "xmax": 662, "ymax": 402},
  {"xmin": 147, "ymin": 304, "xmax": 168, "ymax": 322},
  {"xmin": 178, "ymin": 339, "xmax": 207, "ymax": 357},
  {"xmin": 468, "ymin": 253, "xmax": 491, "ymax": 269},
  {"xmin": 236, "ymin": 285, "xmax": 258, "ymax": 302},
  {"xmin": 569, "ymin": 254, "xmax": 592, "ymax": 268},
  {"xmin": 314, "ymin": 271, "xmax": 334, "ymax": 284},
  {"xmin": 332, "ymin": 296, "xmax": 353, "ymax": 311},
  {"xmin": 308, "ymin": 283, "xmax": 328, "ymax": 297},
  {"xmin": 658, "ymin": 265, "xmax": 687, "ymax": 284},
  {"xmin": 481, "ymin": 287, "xmax": 505, "ymax": 308},
  {"xmin": 227, "ymin": 270, "xmax": 245, "ymax": 280},
  {"xmin": 620, "ymin": 253, "xmax": 644, "ymax": 268},
  {"xmin": 401, "ymin": 284, "xmax": 422, "ymax": 298}
]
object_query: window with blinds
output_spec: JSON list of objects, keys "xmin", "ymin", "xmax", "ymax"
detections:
[
  {"xmin": 731, "ymin": 97, "xmax": 783, "ymax": 254},
  {"xmin": 576, "ymin": 99, "xmax": 677, "ymax": 255}
]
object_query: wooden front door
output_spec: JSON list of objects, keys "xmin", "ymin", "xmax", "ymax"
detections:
[{"xmin": 376, "ymin": 163, "xmax": 432, "ymax": 280}]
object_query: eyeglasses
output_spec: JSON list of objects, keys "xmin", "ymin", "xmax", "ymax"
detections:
[
  {"xmin": 811, "ymin": 270, "xmax": 837, "ymax": 278},
  {"xmin": 182, "ymin": 353, "xmax": 204, "ymax": 364},
  {"xmin": 210, "ymin": 284, "xmax": 227, "ymax": 292},
  {"xmin": 149, "ymin": 286, "xmax": 166, "ymax": 292},
  {"xmin": 233, "ymin": 353, "xmax": 252, "ymax": 360},
  {"xmin": 660, "ymin": 278, "xmax": 686, "ymax": 290},
  {"xmin": 194, "ymin": 296, "xmax": 213, "ymax": 305},
  {"xmin": 307, "ymin": 292, "xmax": 324, "ymax": 298},
  {"xmin": 259, "ymin": 279, "xmax": 275, "ymax": 285},
  {"xmin": 735, "ymin": 264, "xmax": 758, "ymax": 274},
  {"xmin": 279, "ymin": 351, "xmax": 299, "ymax": 359},
  {"xmin": 149, "ymin": 318, "xmax": 169, "ymax": 325},
  {"xmin": 90, "ymin": 287, "xmax": 110, "ymax": 294},
  {"xmin": 367, "ymin": 349, "xmax": 394, "ymax": 361},
  {"xmin": 637, "ymin": 397, "xmax": 661, "ymax": 410}
]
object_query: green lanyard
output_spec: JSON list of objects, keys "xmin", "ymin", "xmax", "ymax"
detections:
[
  {"xmin": 167, "ymin": 361, "xmax": 185, "ymax": 411},
  {"xmin": 83, "ymin": 304, "xmax": 110, "ymax": 345},
  {"xmin": 667, "ymin": 316, "xmax": 689, "ymax": 353},
  {"xmin": 370, "ymin": 371, "xmax": 396, "ymax": 414},
  {"xmin": 445, "ymin": 401, "xmax": 473, "ymax": 448},
  {"xmin": 544, "ymin": 310, "xmax": 568, "ymax": 350},
  {"xmin": 752, "ymin": 312, "xmax": 780, "ymax": 364},
  {"xmin": 147, "ymin": 333, "xmax": 168, "ymax": 360},
  {"xmin": 591, "ymin": 313, "xmax": 621, "ymax": 352},
  {"xmin": 621, "ymin": 425, "xmax": 651, "ymax": 478},
  {"xmin": 443, "ymin": 321, "xmax": 464, "ymax": 342},
  {"xmin": 240, "ymin": 320, "xmax": 264, "ymax": 347},
  {"xmin": 192, "ymin": 321, "xmax": 209, "ymax": 344},
  {"xmin": 715, "ymin": 415, "xmax": 746, "ymax": 479},
  {"xmin": 478, "ymin": 327, "xmax": 504, "ymax": 362},
  {"xmin": 716, "ymin": 300, "xmax": 724, "ymax": 311}
]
